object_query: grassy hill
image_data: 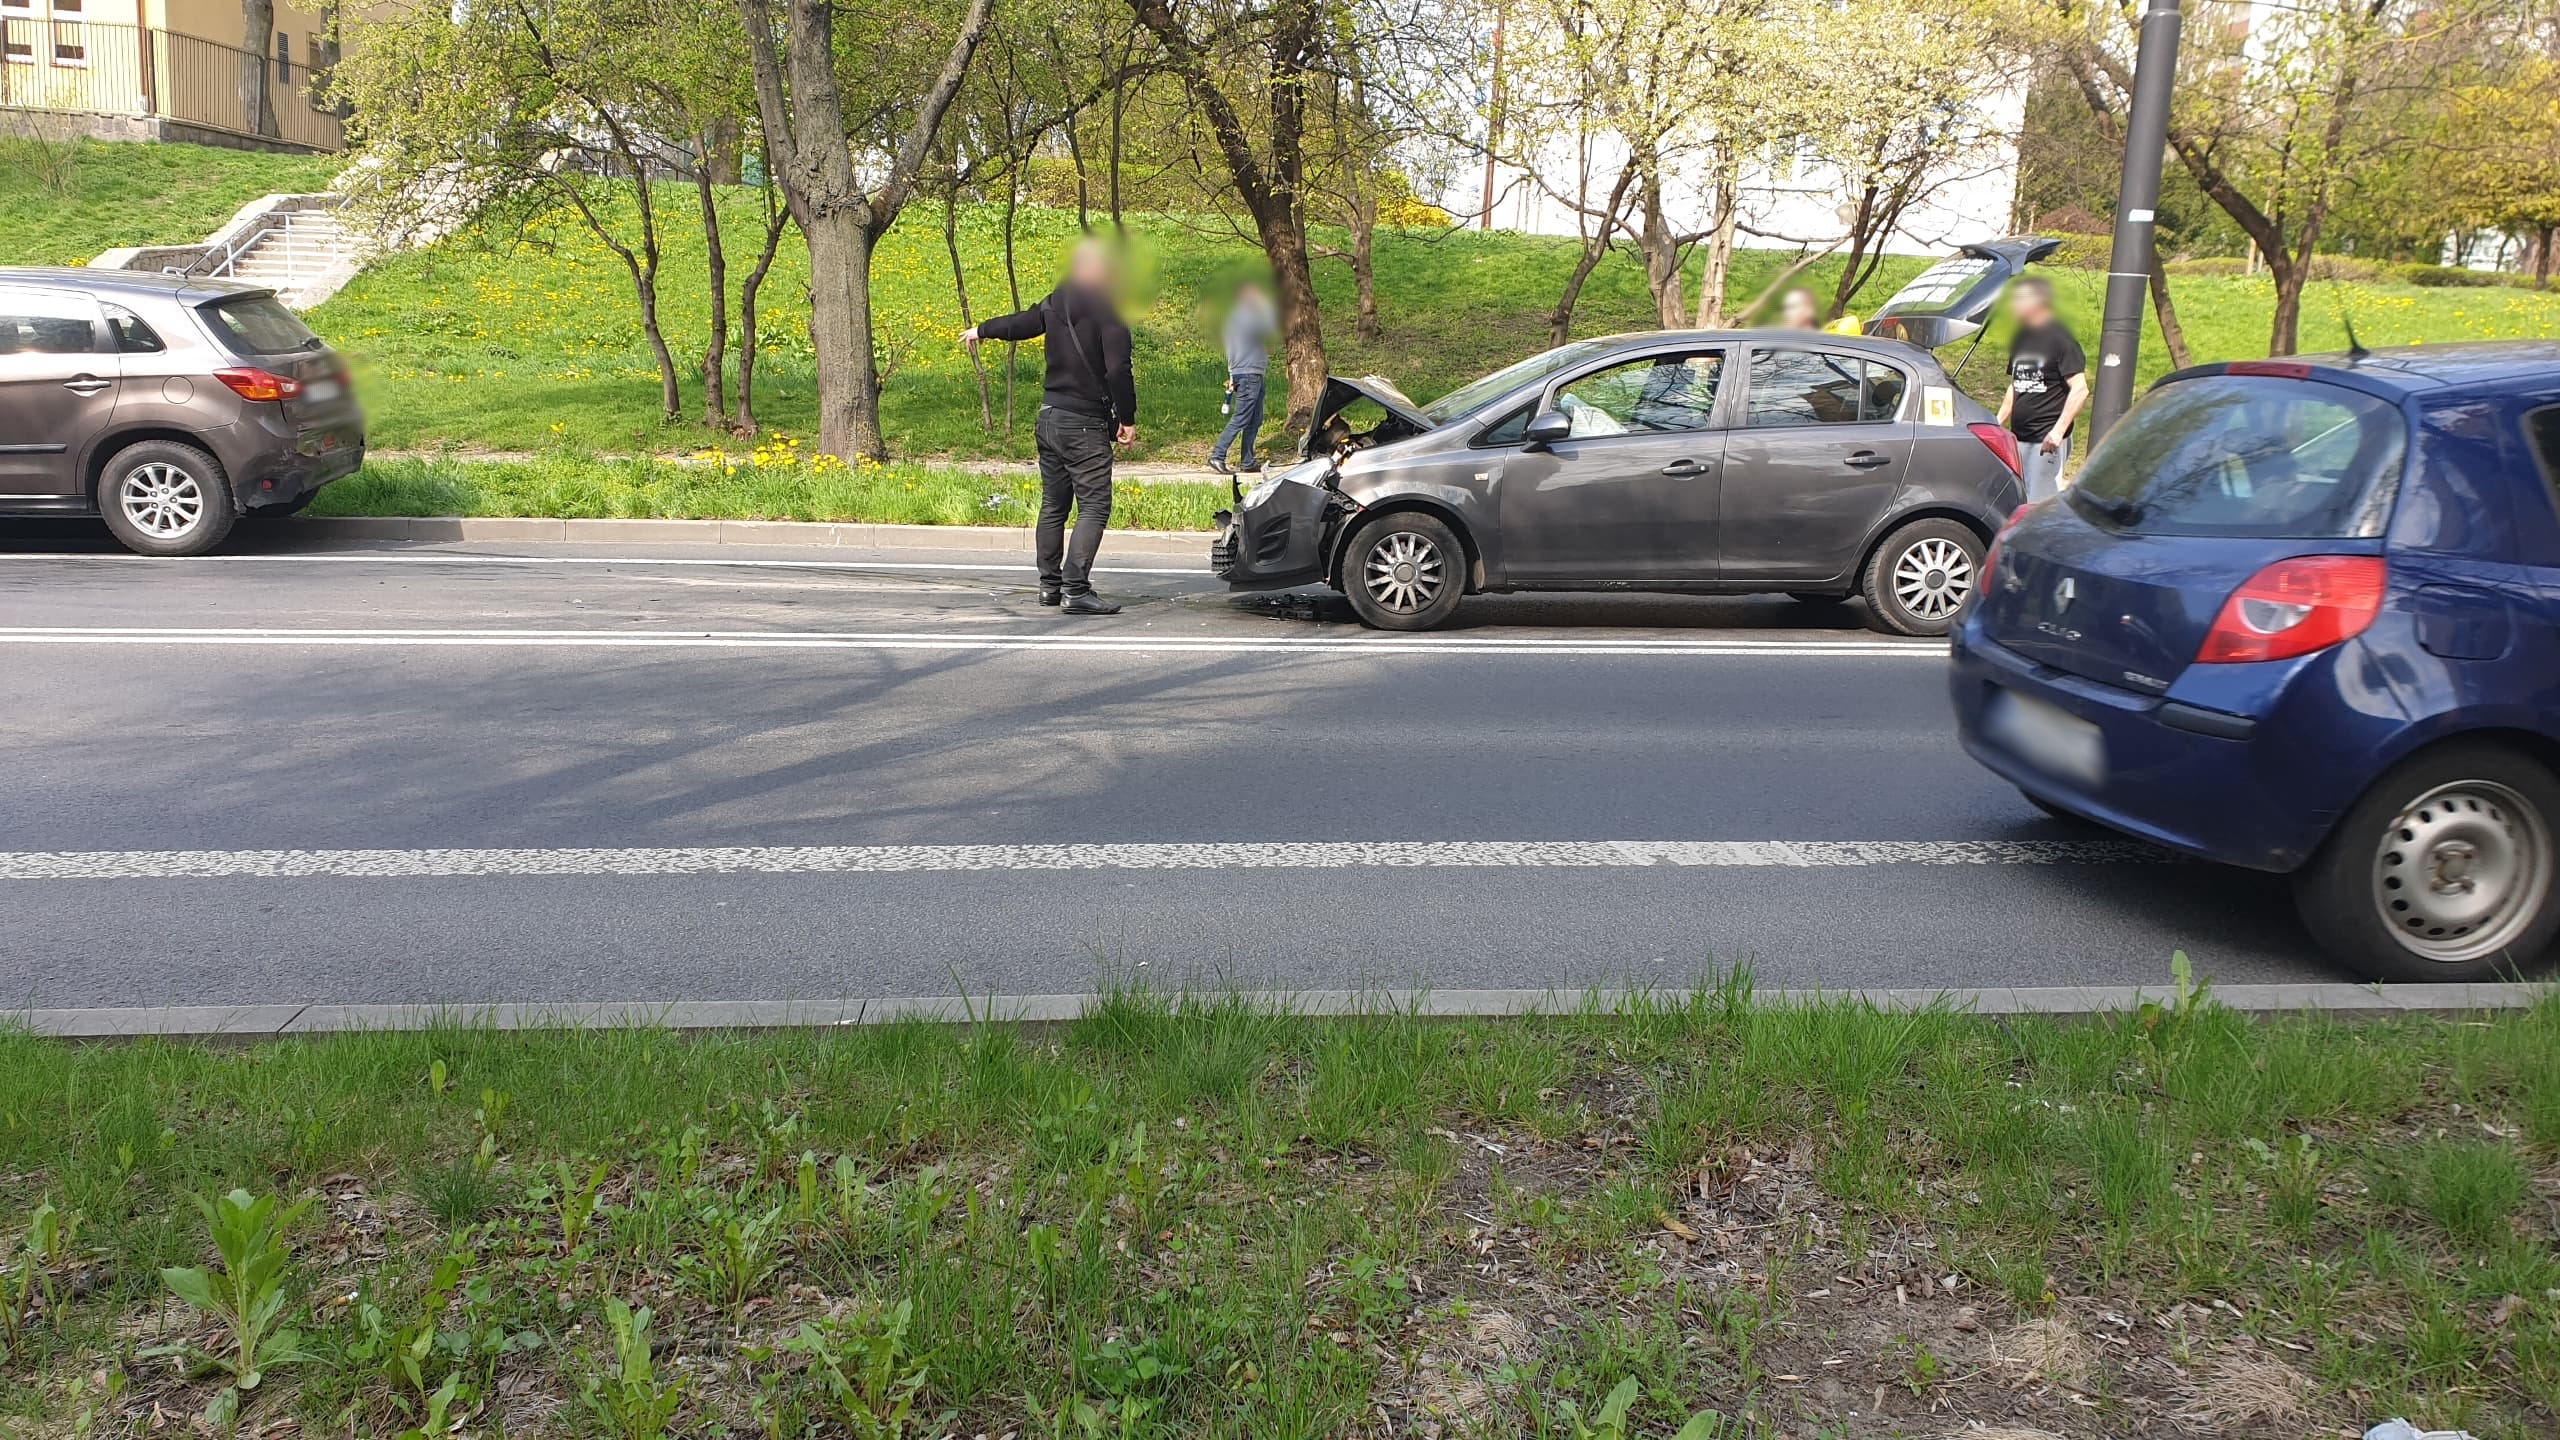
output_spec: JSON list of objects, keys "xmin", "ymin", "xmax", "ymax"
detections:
[
  {"xmin": 312, "ymin": 192, "xmax": 2560, "ymax": 465},
  {"xmin": 0, "ymin": 137, "xmax": 341, "ymax": 267}
]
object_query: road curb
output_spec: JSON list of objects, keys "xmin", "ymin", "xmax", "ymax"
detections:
[
  {"xmin": 293, "ymin": 516, "xmax": 1216, "ymax": 559},
  {"xmin": 16, "ymin": 982, "xmax": 2546, "ymax": 1039}
]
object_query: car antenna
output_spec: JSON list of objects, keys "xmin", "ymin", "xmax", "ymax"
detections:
[{"xmin": 2341, "ymin": 311, "xmax": 2370, "ymax": 364}]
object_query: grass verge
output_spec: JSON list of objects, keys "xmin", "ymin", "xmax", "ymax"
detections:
[
  {"xmin": 312, "ymin": 451, "xmax": 1232, "ymax": 532},
  {"xmin": 0, "ymin": 138, "xmax": 342, "ymax": 268},
  {"xmin": 1, "ymin": 986, "xmax": 2555, "ymax": 1438}
]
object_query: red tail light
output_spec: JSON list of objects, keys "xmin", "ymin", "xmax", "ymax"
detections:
[
  {"xmin": 1969, "ymin": 422, "xmax": 2022, "ymax": 478},
  {"xmin": 2225, "ymin": 360, "xmax": 2314, "ymax": 380},
  {"xmin": 1983, "ymin": 503, "xmax": 2034, "ymax": 579},
  {"xmin": 214, "ymin": 367, "xmax": 302, "ymax": 402},
  {"xmin": 2196, "ymin": 555, "xmax": 2387, "ymax": 664}
]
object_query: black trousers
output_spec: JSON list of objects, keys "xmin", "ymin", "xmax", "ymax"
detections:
[{"xmin": 1034, "ymin": 406, "xmax": 1114, "ymax": 595}]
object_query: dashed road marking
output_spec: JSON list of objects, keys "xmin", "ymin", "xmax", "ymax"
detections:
[{"xmin": 0, "ymin": 838, "xmax": 2171, "ymax": 881}]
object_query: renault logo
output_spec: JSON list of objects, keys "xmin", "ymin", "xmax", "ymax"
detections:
[{"xmin": 2053, "ymin": 577, "xmax": 2077, "ymax": 613}]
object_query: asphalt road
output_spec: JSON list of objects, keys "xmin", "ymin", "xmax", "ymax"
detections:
[{"xmin": 1, "ymin": 518, "xmax": 2349, "ymax": 1009}]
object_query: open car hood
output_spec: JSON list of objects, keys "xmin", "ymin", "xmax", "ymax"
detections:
[
  {"xmin": 1301, "ymin": 374, "xmax": 1435, "ymax": 459},
  {"xmin": 1862, "ymin": 236, "xmax": 2061, "ymax": 349}
]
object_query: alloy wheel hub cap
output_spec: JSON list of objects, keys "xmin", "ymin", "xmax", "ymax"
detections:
[
  {"xmin": 1365, "ymin": 533, "xmax": 1444, "ymax": 614},
  {"xmin": 1892, "ymin": 538, "xmax": 1973, "ymax": 620},
  {"xmin": 120, "ymin": 463, "xmax": 204, "ymax": 538}
]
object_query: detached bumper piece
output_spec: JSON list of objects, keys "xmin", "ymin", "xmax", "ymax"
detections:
[{"xmin": 1211, "ymin": 479, "xmax": 1336, "ymax": 591}]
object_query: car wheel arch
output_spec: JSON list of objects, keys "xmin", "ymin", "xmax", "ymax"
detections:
[
  {"xmin": 1328, "ymin": 497, "xmax": 1484, "ymax": 592},
  {"xmin": 1853, "ymin": 504, "xmax": 1996, "ymax": 578},
  {"xmin": 2290, "ymin": 722, "xmax": 2560, "ymax": 868},
  {"xmin": 87, "ymin": 426, "xmax": 241, "ymax": 514}
]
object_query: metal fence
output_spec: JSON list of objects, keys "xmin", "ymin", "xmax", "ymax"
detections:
[{"xmin": 0, "ymin": 20, "xmax": 342, "ymax": 151}]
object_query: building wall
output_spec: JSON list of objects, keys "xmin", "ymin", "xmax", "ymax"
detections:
[{"xmin": 1, "ymin": 0, "xmax": 349, "ymax": 149}]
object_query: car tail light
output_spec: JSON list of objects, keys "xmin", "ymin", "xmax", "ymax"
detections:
[
  {"xmin": 1982, "ymin": 503, "xmax": 2034, "ymax": 579},
  {"xmin": 2196, "ymin": 555, "xmax": 2387, "ymax": 664},
  {"xmin": 214, "ymin": 367, "xmax": 302, "ymax": 402},
  {"xmin": 1969, "ymin": 422, "xmax": 2022, "ymax": 478}
]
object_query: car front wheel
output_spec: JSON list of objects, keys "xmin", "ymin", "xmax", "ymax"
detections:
[
  {"xmin": 2292, "ymin": 741, "xmax": 2560, "ymax": 983},
  {"xmin": 1342, "ymin": 512, "xmax": 1465, "ymax": 631},
  {"xmin": 97, "ymin": 440, "xmax": 236, "ymax": 557},
  {"xmin": 1860, "ymin": 519, "xmax": 1984, "ymax": 637}
]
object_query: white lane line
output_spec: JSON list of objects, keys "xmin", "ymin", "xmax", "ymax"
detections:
[
  {"xmin": 0, "ymin": 839, "xmax": 2170, "ymax": 881},
  {"xmin": 0, "ymin": 552, "xmax": 1212, "ymax": 576},
  {"xmin": 0, "ymin": 626, "xmax": 1941, "ymax": 657}
]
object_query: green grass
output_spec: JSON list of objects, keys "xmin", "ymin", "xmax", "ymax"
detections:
[
  {"xmin": 312, "ymin": 449, "xmax": 1232, "ymax": 530},
  {"xmin": 308, "ymin": 189, "xmax": 2560, "ymax": 473},
  {"xmin": 2, "ymin": 987, "xmax": 2556, "ymax": 1438},
  {"xmin": 0, "ymin": 138, "xmax": 341, "ymax": 268}
]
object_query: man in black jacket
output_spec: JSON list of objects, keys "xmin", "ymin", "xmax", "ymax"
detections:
[{"xmin": 962, "ymin": 240, "xmax": 1137, "ymax": 614}]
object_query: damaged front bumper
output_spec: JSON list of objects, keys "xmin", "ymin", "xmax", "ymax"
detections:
[{"xmin": 1210, "ymin": 466, "xmax": 1357, "ymax": 591}]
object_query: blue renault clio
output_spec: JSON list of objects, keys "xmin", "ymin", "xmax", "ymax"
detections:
[{"xmin": 1952, "ymin": 341, "xmax": 2560, "ymax": 983}]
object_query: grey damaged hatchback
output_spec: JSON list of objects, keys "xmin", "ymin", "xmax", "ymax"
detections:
[
  {"xmin": 1213, "ymin": 240, "xmax": 2052, "ymax": 635},
  {"xmin": 0, "ymin": 268, "xmax": 363, "ymax": 556}
]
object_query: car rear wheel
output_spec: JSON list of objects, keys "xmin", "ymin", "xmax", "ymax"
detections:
[
  {"xmin": 2292, "ymin": 741, "xmax": 2560, "ymax": 983},
  {"xmin": 97, "ymin": 440, "xmax": 235, "ymax": 557},
  {"xmin": 1342, "ymin": 512, "xmax": 1464, "ymax": 631},
  {"xmin": 1860, "ymin": 519, "xmax": 1983, "ymax": 637}
]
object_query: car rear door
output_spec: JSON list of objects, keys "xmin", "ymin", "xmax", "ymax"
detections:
[
  {"xmin": 1716, "ymin": 347, "xmax": 1913, "ymax": 585},
  {"xmin": 1496, "ymin": 347, "xmax": 1728, "ymax": 583},
  {"xmin": 0, "ymin": 284, "xmax": 115, "ymax": 505}
]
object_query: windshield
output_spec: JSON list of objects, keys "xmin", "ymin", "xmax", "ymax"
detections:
[
  {"xmin": 1421, "ymin": 339, "xmax": 1618, "ymax": 422},
  {"xmin": 200, "ymin": 295, "xmax": 323, "ymax": 357},
  {"xmin": 2069, "ymin": 376, "xmax": 2406, "ymax": 538},
  {"xmin": 1872, "ymin": 255, "xmax": 1996, "ymax": 319}
]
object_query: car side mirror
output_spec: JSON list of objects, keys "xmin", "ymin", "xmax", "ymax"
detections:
[{"xmin": 1523, "ymin": 410, "xmax": 1572, "ymax": 449}]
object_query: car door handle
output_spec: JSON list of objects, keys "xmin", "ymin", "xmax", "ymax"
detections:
[
  {"xmin": 62, "ymin": 376, "xmax": 111, "ymax": 396},
  {"xmin": 1661, "ymin": 458, "xmax": 1709, "ymax": 478},
  {"xmin": 1844, "ymin": 451, "xmax": 1892, "ymax": 469}
]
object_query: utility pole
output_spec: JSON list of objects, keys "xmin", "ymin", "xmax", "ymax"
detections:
[
  {"xmin": 1479, "ymin": 3, "xmax": 1507, "ymax": 230},
  {"xmin": 2089, "ymin": 0, "xmax": 2182, "ymax": 443}
]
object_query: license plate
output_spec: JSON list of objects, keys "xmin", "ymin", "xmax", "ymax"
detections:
[
  {"xmin": 1986, "ymin": 688, "xmax": 2105, "ymax": 786},
  {"xmin": 303, "ymin": 378, "xmax": 342, "ymax": 402}
]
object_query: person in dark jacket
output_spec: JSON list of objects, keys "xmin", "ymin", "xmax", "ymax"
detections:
[{"xmin": 962, "ymin": 240, "xmax": 1137, "ymax": 614}]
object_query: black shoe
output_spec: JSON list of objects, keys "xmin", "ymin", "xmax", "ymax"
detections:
[
  {"xmin": 1039, "ymin": 588, "xmax": 1062, "ymax": 606},
  {"xmin": 1062, "ymin": 593, "xmax": 1121, "ymax": 615},
  {"xmin": 1208, "ymin": 456, "xmax": 1235, "ymax": 476},
  {"xmin": 1237, "ymin": 460, "xmax": 1264, "ymax": 473}
]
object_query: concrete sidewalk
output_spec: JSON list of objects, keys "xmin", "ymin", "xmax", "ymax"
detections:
[
  {"xmin": 296, "ymin": 515, "xmax": 1216, "ymax": 558},
  {"xmin": 19, "ymin": 982, "xmax": 2547, "ymax": 1039}
]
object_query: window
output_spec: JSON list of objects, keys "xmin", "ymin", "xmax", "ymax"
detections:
[
  {"xmin": 0, "ymin": 288, "xmax": 102, "ymax": 355},
  {"xmin": 1549, "ymin": 352, "xmax": 1724, "ymax": 439},
  {"xmin": 51, "ymin": 19, "xmax": 82, "ymax": 64},
  {"xmin": 199, "ymin": 295, "xmax": 320, "ymax": 357},
  {"xmin": 1474, "ymin": 404, "xmax": 1530, "ymax": 448},
  {"xmin": 1862, "ymin": 363, "xmax": 1908, "ymax": 421},
  {"xmin": 1421, "ymin": 338, "xmax": 1616, "ymax": 424},
  {"xmin": 2, "ymin": 27, "xmax": 28, "ymax": 63},
  {"xmin": 103, "ymin": 303, "xmax": 164, "ymax": 354},
  {"xmin": 2068, "ymin": 376, "xmax": 2407, "ymax": 539},
  {"xmin": 1745, "ymin": 349, "xmax": 1875, "ymax": 427},
  {"xmin": 275, "ymin": 31, "xmax": 290, "ymax": 83}
]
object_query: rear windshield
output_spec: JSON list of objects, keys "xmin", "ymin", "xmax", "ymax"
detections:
[
  {"xmin": 2069, "ymin": 375, "xmax": 2406, "ymax": 538},
  {"xmin": 199, "ymin": 295, "xmax": 323, "ymax": 357}
]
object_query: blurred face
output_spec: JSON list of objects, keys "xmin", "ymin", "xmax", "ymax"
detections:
[
  {"xmin": 2008, "ymin": 286, "xmax": 2053, "ymax": 328},
  {"xmin": 1068, "ymin": 240, "xmax": 1115, "ymax": 291},
  {"xmin": 1779, "ymin": 290, "xmax": 1818, "ymax": 329}
]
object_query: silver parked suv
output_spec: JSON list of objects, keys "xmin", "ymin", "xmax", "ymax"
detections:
[{"xmin": 0, "ymin": 268, "xmax": 364, "ymax": 555}]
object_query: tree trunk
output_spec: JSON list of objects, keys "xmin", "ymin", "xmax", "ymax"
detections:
[
  {"xmin": 2147, "ymin": 249, "xmax": 2192, "ymax": 370},
  {"xmin": 2535, "ymin": 225, "xmax": 2553, "ymax": 287},
  {"xmin": 1349, "ymin": 197, "xmax": 1380, "ymax": 343},
  {"xmin": 733, "ymin": 181, "xmax": 790, "ymax": 435},
  {"xmin": 945, "ymin": 185, "xmax": 994, "ymax": 432},
  {"xmin": 1001, "ymin": 161, "xmax": 1023, "ymax": 442},
  {"xmin": 242, "ymin": 0, "xmax": 278, "ymax": 137},
  {"xmin": 1063, "ymin": 111, "xmax": 1093, "ymax": 232},
  {"xmin": 1695, "ymin": 160, "xmax": 1740, "ymax": 329},
  {"xmin": 2267, "ymin": 252, "xmax": 2308, "ymax": 357},
  {"xmin": 1635, "ymin": 167, "xmax": 1686, "ymax": 329},
  {"xmin": 1267, "ymin": 211, "xmax": 1326, "ymax": 434},
  {"xmin": 1550, "ymin": 235, "xmax": 1608, "ymax": 348},
  {"xmin": 632, "ymin": 270, "xmax": 681, "ymax": 423},
  {"xmin": 801, "ymin": 211, "xmax": 879, "ymax": 456},
  {"xmin": 695, "ymin": 163, "xmax": 730, "ymax": 430}
]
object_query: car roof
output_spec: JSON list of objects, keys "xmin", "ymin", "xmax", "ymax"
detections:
[
  {"xmin": 1583, "ymin": 328, "xmax": 1943, "ymax": 368},
  {"xmin": 2173, "ymin": 340, "xmax": 2560, "ymax": 399},
  {"xmin": 0, "ymin": 266, "xmax": 274, "ymax": 304}
]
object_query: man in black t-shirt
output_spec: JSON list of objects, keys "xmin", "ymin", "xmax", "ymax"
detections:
[{"xmin": 1997, "ymin": 277, "xmax": 2088, "ymax": 502}]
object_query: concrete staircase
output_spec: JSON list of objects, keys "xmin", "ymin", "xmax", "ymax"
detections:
[{"xmin": 90, "ymin": 193, "xmax": 372, "ymax": 310}]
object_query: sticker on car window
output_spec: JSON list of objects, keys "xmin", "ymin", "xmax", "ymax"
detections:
[{"xmin": 1923, "ymin": 386, "xmax": 1956, "ymax": 426}]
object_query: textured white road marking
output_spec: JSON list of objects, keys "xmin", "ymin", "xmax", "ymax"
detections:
[
  {"xmin": 0, "ymin": 839, "xmax": 2170, "ymax": 881},
  {"xmin": 0, "ymin": 626, "xmax": 1940, "ymax": 657},
  {"xmin": 0, "ymin": 552, "xmax": 1211, "ymax": 576}
]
